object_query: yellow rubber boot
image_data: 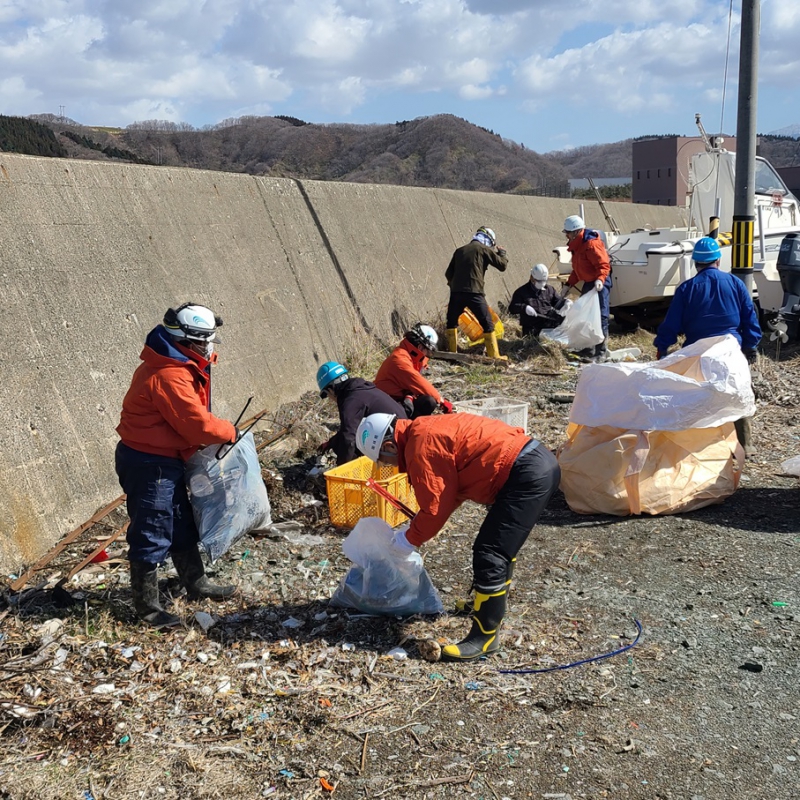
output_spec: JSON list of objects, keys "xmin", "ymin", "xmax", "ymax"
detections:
[
  {"xmin": 445, "ymin": 328, "xmax": 459, "ymax": 353},
  {"xmin": 441, "ymin": 588, "xmax": 507, "ymax": 662},
  {"xmin": 484, "ymin": 330, "xmax": 508, "ymax": 361}
]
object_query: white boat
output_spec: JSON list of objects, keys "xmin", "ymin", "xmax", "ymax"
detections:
[{"xmin": 553, "ymin": 130, "xmax": 800, "ymax": 329}]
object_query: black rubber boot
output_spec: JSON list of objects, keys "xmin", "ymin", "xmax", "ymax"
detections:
[
  {"xmin": 455, "ymin": 558, "xmax": 516, "ymax": 614},
  {"xmin": 593, "ymin": 339, "xmax": 609, "ymax": 363},
  {"xmin": 734, "ymin": 416, "xmax": 755, "ymax": 457},
  {"xmin": 171, "ymin": 546, "xmax": 237, "ymax": 600},
  {"xmin": 129, "ymin": 561, "xmax": 181, "ymax": 627},
  {"xmin": 441, "ymin": 587, "xmax": 507, "ymax": 662}
]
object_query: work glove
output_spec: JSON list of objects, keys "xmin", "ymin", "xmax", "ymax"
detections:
[
  {"xmin": 560, "ymin": 284, "xmax": 571, "ymax": 298},
  {"xmin": 231, "ymin": 427, "xmax": 242, "ymax": 444},
  {"xmin": 657, "ymin": 350, "xmax": 668, "ymax": 360},
  {"xmin": 524, "ymin": 305, "xmax": 537, "ymax": 317},
  {"xmin": 557, "ymin": 299, "xmax": 573, "ymax": 317},
  {"xmin": 390, "ymin": 526, "xmax": 422, "ymax": 566},
  {"xmin": 594, "ymin": 279, "xmax": 604, "ymax": 292},
  {"xmin": 742, "ymin": 347, "xmax": 758, "ymax": 364},
  {"xmin": 496, "ymin": 246, "xmax": 507, "ymax": 257},
  {"xmin": 317, "ymin": 438, "xmax": 333, "ymax": 454},
  {"xmin": 439, "ymin": 399, "xmax": 454, "ymax": 414}
]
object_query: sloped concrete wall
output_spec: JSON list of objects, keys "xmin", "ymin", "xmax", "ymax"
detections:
[{"xmin": 0, "ymin": 153, "xmax": 685, "ymax": 573}]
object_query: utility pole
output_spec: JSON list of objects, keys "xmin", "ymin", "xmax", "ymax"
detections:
[{"xmin": 732, "ymin": 0, "xmax": 759, "ymax": 293}]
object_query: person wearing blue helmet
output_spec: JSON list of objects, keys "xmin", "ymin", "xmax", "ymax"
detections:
[
  {"xmin": 653, "ymin": 236, "xmax": 762, "ymax": 455},
  {"xmin": 653, "ymin": 236, "xmax": 762, "ymax": 358},
  {"xmin": 316, "ymin": 361, "xmax": 407, "ymax": 466}
]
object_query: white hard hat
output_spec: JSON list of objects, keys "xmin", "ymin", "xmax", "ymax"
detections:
[
  {"xmin": 563, "ymin": 215, "xmax": 585, "ymax": 232},
  {"xmin": 476, "ymin": 226, "xmax": 496, "ymax": 245},
  {"xmin": 163, "ymin": 303, "xmax": 221, "ymax": 341},
  {"xmin": 531, "ymin": 263, "xmax": 549, "ymax": 281},
  {"xmin": 356, "ymin": 413, "xmax": 396, "ymax": 462},
  {"xmin": 418, "ymin": 324, "xmax": 438, "ymax": 350}
]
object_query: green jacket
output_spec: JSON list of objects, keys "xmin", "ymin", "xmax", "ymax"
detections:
[{"xmin": 445, "ymin": 241, "xmax": 508, "ymax": 294}]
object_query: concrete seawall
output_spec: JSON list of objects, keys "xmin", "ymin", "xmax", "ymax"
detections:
[{"xmin": 0, "ymin": 153, "xmax": 685, "ymax": 573}]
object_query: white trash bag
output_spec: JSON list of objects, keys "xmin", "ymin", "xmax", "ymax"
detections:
[
  {"xmin": 186, "ymin": 432, "xmax": 272, "ymax": 561},
  {"xmin": 569, "ymin": 334, "xmax": 755, "ymax": 431},
  {"xmin": 330, "ymin": 518, "xmax": 443, "ymax": 616},
  {"xmin": 540, "ymin": 290, "xmax": 604, "ymax": 351}
]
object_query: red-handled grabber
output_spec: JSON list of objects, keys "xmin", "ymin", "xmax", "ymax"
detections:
[{"xmin": 365, "ymin": 478, "xmax": 416, "ymax": 520}]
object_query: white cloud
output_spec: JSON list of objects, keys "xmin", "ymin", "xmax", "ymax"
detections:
[{"xmin": 0, "ymin": 0, "xmax": 796, "ymax": 150}]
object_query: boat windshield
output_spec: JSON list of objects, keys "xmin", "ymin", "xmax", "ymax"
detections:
[{"xmin": 754, "ymin": 157, "xmax": 789, "ymax": 195}]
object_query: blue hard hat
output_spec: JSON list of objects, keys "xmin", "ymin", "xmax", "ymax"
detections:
[
  {"xmin": 316, "ymin": 361, "xmax": 348, "ymax": 395},
  {"xmin": 693, "ymin": 236, "xmax": 722, "ymax": 264}
]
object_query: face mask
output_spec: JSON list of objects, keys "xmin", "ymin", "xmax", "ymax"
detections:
[
  {"xmin": 534, "ymin": 280, "xmax": 547, "ymax": 290},
  {"xmin": 187, "ymin": 340, "xmax": 214, "ymax": 359}
]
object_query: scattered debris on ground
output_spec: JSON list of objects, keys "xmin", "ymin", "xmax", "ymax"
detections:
[{"xmin": 1, "ymin": 330, "xmax": 798, "ymax": 799}]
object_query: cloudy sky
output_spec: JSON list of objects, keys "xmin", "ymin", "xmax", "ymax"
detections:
[{"xmin": 2, "ymin": 0, "xmax": 798, "ymax": 153}]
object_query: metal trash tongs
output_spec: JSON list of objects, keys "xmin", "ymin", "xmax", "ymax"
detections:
[
  {"xmin": 215, "ymin": 395, "xmax": 268, "ymax": 460},
  {"xmin": 365, "ymin": 478, "xmax": 416, "ymax": 520}
]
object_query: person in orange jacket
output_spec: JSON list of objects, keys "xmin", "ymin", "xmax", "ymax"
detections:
[
  {"xmin": 563, "ymin": 214, "xmax": 613, "ymax": 362},
  {"xmin": 116, "ymin": 303, "xmax": 240, "ymax": 627},
  {"xmin": 355, "ymin": 412, "xmax": 560, "ymax": 662},
  {"xmin": 374, "ymin": 323, "xmax": 455, "ymax": 418}
]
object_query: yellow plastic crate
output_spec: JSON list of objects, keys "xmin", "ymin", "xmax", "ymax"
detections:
[{"xmin": 324, "ymin": 456, "xmax": 419, "ymax": 528}]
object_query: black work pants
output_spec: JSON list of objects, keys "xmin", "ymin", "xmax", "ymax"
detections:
[
  {"xmin": 446, "ymin": 291, "xmax": 493, "ymax": 332},
  {"xmin": 472, "ymin": 443, "xmax": 560, "ymax": 591}
]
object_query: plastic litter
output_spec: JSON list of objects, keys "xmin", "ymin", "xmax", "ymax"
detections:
[
  {"xmin": 387, "ymin": 647, "xmax": 408, "ymax": 661},
  {"xmin": 606, "ymin": 347, "xmax": 642, "ymax": 362},
  {"xmin": 330, "ymin": 517, "xmax": 443, "ymax": 616},
  {"xmin": 779, "ymin": 454, "xmax": 800, "ymax": 477},
  {"xmin": 194, "ymin": 611, "xmax": 217, "ymax": 632},
  {"xmin": 186, "ymin": 432, "xmax": 272, "ymax": 561}
]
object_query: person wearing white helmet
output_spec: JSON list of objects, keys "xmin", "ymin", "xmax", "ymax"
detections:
[
  {"xmin": 444, "ymin": 225, "xmax": 509, "ymax": 360},
  {"xmin": 115, "ymin": 303, "xmax": 240, "ymax": 627},
  {"xmin": 508, "ymin": 263, "xmax": 572, "ymax": 338},
  {"xmin": 562, "ymin": 215, "xmax": 613, "ymax": 361},
  {"xmin": 355, "ymin": 411, "xmax": 560, "ymax": 662},
  {"xmin": 374, "ymin": 323, "xmax": 455, "ymax": 418}
]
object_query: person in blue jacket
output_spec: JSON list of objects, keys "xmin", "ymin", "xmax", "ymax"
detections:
[
  {"xmin": 653, "ymin": 236, "xmax": 762, "ymax": 455},
  {"xmin": 653, "ymin": 236, "xmax": 762, "ymax": 359}
]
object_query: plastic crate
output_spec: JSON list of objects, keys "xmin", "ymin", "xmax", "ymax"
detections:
[
  {"xmin": 324, "ymin": 455, "xmax": 419, "ymax": 529},
  {"xmin": 453, "ymin": 397, "xmax": 529, "ymax": 432}
]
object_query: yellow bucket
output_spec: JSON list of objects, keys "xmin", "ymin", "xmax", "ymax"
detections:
[{"xmin": 458, "ymin": 306, "xmax": 504, "ymax": 347}]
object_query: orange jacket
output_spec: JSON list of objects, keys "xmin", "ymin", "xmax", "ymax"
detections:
[
  {"xmin": 566, "ymin": 230, "xmax": 611, "ymax": 285},
  {"xmin": 116, "ymin": 326, "xmax": 236, "ymax": 460},
  {"xmin": 395, "ymin": 415, "xmax": 529, "ymax": 546},
  {"xmin": 374, "ymin": 339, "xmax": 442, "ymax": 403}
]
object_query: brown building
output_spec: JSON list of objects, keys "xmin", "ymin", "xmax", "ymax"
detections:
[
  {"xmin": 777, "ymin": 166, "xmax": 800, "ymax": 198},
  {"xmin": 632, "ymin": 136, "xmax": 736, "ymax": 206}
]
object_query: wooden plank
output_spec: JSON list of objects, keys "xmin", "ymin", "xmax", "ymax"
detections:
[
  {"xmin": 61, "ymin": 522, "xmax": 129, "ymax": 584},
  {"xmin": 9, "ymin": 496, "xmax": 126, "ymax": 592},
  {"xmin": 429, "ymin": 351, "xmax": 509, "ymax": 367}
]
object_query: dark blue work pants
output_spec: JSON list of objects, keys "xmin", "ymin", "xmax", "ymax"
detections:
[{"xmin": 115, "ymin": 442, "xmax": 199, "ymax": 566}]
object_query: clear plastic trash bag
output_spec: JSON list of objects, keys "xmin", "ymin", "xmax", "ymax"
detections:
[
  {"xmin": 330, "ymin": 518, "xmax": 443, "ymax": 616},
  {"xmin": 185, "ymin": 432, "xmax": 272, "ymax": 561},
  {"xmin": 540, "ymin": 290, "xmax": 604, "ymax": 351}
]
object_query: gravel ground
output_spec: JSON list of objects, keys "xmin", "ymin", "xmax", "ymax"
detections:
[{"xmin": 1, "ymin": 328, "xmax": 798, "ymax": 800}]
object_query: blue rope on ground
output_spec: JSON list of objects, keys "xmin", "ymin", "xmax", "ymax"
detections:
[{"xmin": 497, "ymin": 618, "xmax": 643, "ymax": 675}]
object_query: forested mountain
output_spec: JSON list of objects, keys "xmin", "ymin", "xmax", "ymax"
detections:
[
  {"xmin": 25, "ymin": 113, "xmax": 571, "ymax": 195},
  {"xmin": 7, "ymin": 113, "xmax": 800, "ymax": 192}
]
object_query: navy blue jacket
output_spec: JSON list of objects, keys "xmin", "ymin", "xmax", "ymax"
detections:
[
  {"xmin": 653, "ymin": 267, "xmax": 762, "ymax": 352},
  {"xmin": 331, "ymin": 378, "xmax": 407, "ymax": 465}
]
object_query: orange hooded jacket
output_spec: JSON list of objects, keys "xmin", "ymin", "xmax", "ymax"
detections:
[
  {"xmin": 116, "ymin": 326, "xmax": 236, "ymax": 461},
  {"xmin": 566, "ymin": 229, "xmax": 611, "ymax": 286},
  {"xmin": 394, "ymin": 415, "xmax": 529, "ymax": 547},
  {"xmin": 374, "ymin": 339, "xmax": 442, "ymax": 403}
]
